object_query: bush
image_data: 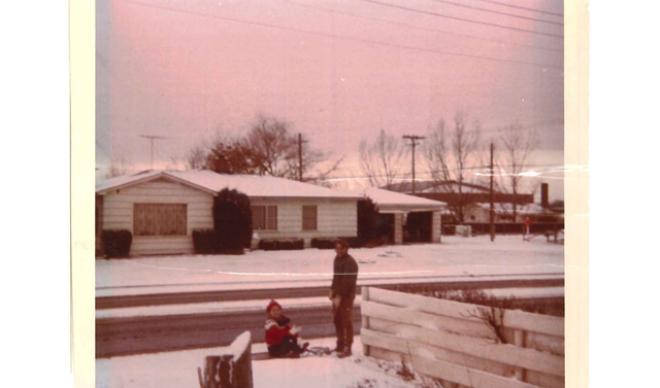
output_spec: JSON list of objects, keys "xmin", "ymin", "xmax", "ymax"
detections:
[
  {"xmin": 102, "ymin": 229, "xmax": 132, "ymax": 258},
  {"xmin": 258, "ymin": 238, "xmax": 304, "ymax": 251},
  {"xmin": 192, "ymin": 229, "xmax": 217, "ymax": 254},
  {"xmin": 357, "ymin": 198, "xmax": 379, "ymax": 244},
  {"xmin": 310, "ymin": 238, "xmax": 335, "ymax": 249},
  {"xmin": 213, "ymin": 189, "xmax": 252, "ymax": 253},
  {"xmin": 311, "ymin": 237, "xmax": 361, "ymax": 249}
]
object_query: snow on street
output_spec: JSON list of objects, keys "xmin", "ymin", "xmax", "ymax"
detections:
[
  {"xmin": 97, "ymin": 235, "xmax": 563, "ymax": 296},
  {"xmin": 96, "ymin": 337, "xmax": 434, "ymax": 388}
]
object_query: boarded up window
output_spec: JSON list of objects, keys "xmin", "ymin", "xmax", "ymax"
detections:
[
  {"xmin": 302, "ymin": 205, "xmax": 318, "ymax": 231},
  {"xmin": 134, "ymin": 203, "xmax": 187, "ymax": 236},
  {"xmin": 252, "ymin": 205, "xmax": 278, "ymax": 230}
]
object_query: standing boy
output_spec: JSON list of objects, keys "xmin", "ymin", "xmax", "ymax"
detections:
[{"xmin": 329, "ymin": 239, "xmax": 359, "ymax": 358}]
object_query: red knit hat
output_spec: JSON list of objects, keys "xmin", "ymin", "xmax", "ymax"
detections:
[{"xmin": 266, "ymin": 299, "xmax": 282, "ymax": 313}]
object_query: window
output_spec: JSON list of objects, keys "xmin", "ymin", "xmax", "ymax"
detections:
[
  {"xmin": 252, "ymin": 205, "xmax": 278, "ymax": 230},
  {"xmin": 302, "ymin": 205, "xmax": 318, "ymax": 231},
  {"xmin": 134, "ymin": 203, "xmax": 187, "ymax": 236}
]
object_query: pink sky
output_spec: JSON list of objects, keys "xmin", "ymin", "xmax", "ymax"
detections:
[{"xmin": 96, "ymin": 0, "xmax": 564, "ymax": 197}]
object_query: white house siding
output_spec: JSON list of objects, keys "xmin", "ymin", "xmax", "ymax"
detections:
[
  {"xmin": 250, "ymin": 198, "xmax": 357, "ymax": 247},
  {"xmin": 101, "ymin": 178, "xmax": 214, "ymax": 255}
]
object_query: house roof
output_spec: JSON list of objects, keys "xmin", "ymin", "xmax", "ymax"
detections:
[
  {"xmin": 363, "ymin": 187, "xmax": 446, "ymax": 213},
  {"xmin": 96, "ymin": 170, "xmax": 361, "ymax": 199}
]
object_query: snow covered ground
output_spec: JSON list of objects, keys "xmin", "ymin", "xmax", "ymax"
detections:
[
  {"xmin": 96, "ymin": 337, "xmax": 438, "ymax": 388},
  {"xmin": 97, "ymin": 235, "xmax": 563, "ymax": 296}
]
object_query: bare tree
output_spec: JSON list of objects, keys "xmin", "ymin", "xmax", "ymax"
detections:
[
  {"xmin": 423, "ymin": 111, "xmax": 481, "ymax": 223},
  {"xmin": 499, "ymin": 123, "xmax": 537, "ymax": 221},
  {"xmin": 184, "ymin": 114, "xmax": 336, "ymax": 180},
  {"xmin": 359, "ymin": 129, "xmax": 407, "ymax": 187},
  {"xmin": 303, "ymin": 155, "xmax": 346, "ymax": 187},
  {"xmin": 205, "ymin": 136, "xmax": 261, "ymax": 175},
  {"xmin": 105, "ymin": 157, "xmax": 131, "ymax": 178},
  {"xmin": 186, "ymin": 144, "xmax": 208, "ymax": 170}
]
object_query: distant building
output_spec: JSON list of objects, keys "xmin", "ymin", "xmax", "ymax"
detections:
[
  {"xmin": 383, "ymin": 180, "xmax": 534, "ymax": 224},
  {"xmin": 96, "ymin": 170, "xmax": 361, "ymax": 256}
]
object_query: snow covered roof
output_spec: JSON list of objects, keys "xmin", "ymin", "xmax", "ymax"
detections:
[
  {"xmin": 96, "ymin": 170, "xmax": 361, "ymax": 199},
  {"xmin": 363, "ymin": 187, "xmax": 446, "ymax": 213}
]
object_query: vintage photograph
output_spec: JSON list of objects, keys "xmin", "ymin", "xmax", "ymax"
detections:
[{"xmin": 94, "ymin": 0, "xmax": 567, "ymax": 387}]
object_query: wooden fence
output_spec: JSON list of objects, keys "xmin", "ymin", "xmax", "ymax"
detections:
[
  {"xmin": 198, "ymin": 331, "xmax": 253, "ymax": 388},
  {"xmin": 361, "ymin": 287, "xmax": 564, "ymax": 388}
]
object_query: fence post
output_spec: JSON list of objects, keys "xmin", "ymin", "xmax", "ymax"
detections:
[
  {"xmin": 233, "ymin": 343, "xmax": 253, "ymax": 388},
  {"xmin": 512, "ymin": 329, "xmax": 527, "ymax": 382},
  {"xmin": 362, "ymin": 287, "xmax": 371, "ymax": 356},
  {"xmin": 199, "ymin": 332, "xmax": 253, "ymax": 388}
]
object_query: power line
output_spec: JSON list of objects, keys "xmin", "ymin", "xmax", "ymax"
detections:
[
  {"xmin": 472, "ymin": 0, "xmax": 564, "ymax": 18},
  {"xmin": 121, "ymin": 0, "xmax": 562, "ymax": 70},
  {"xmin": 282, "ymin": 0, "xmax": 562, "ymax": 53},
  {"xmin": 428, "ymin": 0, "xmax": 563, "ymax": 26},
  {"xmin": 360, "ymin": 0, "xmax": 563, "ymax": 39}
]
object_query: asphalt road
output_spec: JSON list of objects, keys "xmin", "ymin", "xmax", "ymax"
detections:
[
  {"xmin": 96, "ymin": 276, "xmax": 564, "ymax": 358},
  {"xmin": 96, "ymin": 304, "xmax": 360, "ymax": 358}
]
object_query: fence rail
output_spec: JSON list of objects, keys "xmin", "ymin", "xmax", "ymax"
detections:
[{"xmin": 361, "ymin": 287, "xmax": 564, "ymax": 388}]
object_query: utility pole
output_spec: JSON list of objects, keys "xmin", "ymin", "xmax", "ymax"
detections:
[
  {"xmin": 140, "ymin": 134, "xmax": 168, "ymax": 170},
  {"xmin": 297, "ymin": 133, "xmax": 307, "ymax": 181},
  {"xmin": 489, "ymin": 142, "xmax": 495, "ymax": 242},
  {"xmin": 402, "ymin": 135, "xmax": 425, "ymax": 193}
]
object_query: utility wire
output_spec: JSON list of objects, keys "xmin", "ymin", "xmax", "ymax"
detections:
[
  {"xmin": 429, "ymin": 0, "xmax": 563, "ymax": 26},
  {"xmin": 121, "ymin": 0, "xmax": 562, "ymax": 70},
  {"xmin": 283, "ymin": 0, "xmax": 562, "ymax": 53},
  {"xmin": 360, "ymin": 0, "xmax": 563, "ymax": 39},
  {"xmin": 472, "ymin": 0, "xmax": 564, "ymax": 18}
]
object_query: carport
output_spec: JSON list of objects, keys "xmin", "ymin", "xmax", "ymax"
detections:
[{"xmin": 363, "ymin": 188, "xmax": 447, "ymax": 244}]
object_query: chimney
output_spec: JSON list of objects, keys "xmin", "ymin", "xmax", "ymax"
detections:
[{"xmin": 541, "ymin": 183, "xmax": 549, "ymax": 208}]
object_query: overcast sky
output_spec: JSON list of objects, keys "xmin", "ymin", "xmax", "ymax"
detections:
[{"xmin": 96, "ymin": 0, "xmax": 564, "ymax": 198}]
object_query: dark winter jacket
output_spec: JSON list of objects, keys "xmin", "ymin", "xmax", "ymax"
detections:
[{"xmin": 330, "ymin": 253, "xmax": 359, "ymax": 300}]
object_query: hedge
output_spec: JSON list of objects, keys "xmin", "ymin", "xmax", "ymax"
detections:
[
  {"xmin": 258, "ymin": 238, "xmax": 304, "ymax": 251},
  {"xmin": 310, "ymin": 237, "xmax": 361, "ymax": 249},
  {"xmin": 192, "ymin": 229, "xmax": 217, "ymax": 254},
  {"xmin": 101, "ymin": 229, "xmax": 132, "ymax": 258}
]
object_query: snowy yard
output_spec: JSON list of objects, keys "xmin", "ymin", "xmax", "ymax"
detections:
[
  {"xmin": 97, "ymin": 235, "xmax": 563, "ymax": 296},
  {"xmin": 96, "ymin": 337, "xmax": 437, "ymax": 388}
]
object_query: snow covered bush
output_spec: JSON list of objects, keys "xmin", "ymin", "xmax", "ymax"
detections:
[
  {"xmin": 213, "ymin": 188, "xmax": 252, "ymax": 254},
  {"xmin": 101, "ymin": 229, "xmax": 132, "ymax": 258}
]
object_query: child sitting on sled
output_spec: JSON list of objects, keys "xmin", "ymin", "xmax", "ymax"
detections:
[{"xmin": 265, "ymin": 300, "xmax": 309, "ymax": 358}]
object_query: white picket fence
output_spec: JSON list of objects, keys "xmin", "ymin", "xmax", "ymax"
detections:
[{"xmin": 361, "ymin": 287, "xmax": 564, "ymax": 388}]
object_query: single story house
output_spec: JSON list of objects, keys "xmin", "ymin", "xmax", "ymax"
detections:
[
  {"xmin": 96, "ymin": 170, "xmax": 361, "ymax": 256},
  {"xmin": 362, "ymin": 187, "xmax": 447, "ymax": 244}
]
